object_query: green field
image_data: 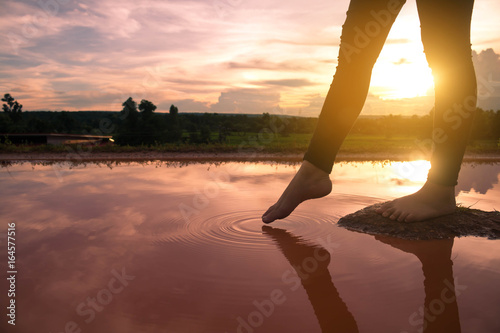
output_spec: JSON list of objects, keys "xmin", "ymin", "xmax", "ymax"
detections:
[{"xmin": 1, "ymin": 133, "xmax": 499, "ymax": 156}]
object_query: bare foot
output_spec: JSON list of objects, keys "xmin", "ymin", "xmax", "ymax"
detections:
[
  {"xmin": 262, "ymin": 161, "xmax": 332, "ymax": 223},
  {"xmin": 376, "ymin": 181, "xmax": 456, "ymax": 222}
]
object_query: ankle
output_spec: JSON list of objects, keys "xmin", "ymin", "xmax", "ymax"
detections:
[
  {"xmin": 301, "ymin": 160, "xmax": 329, "ymax": 178},
  {"xmin": 422, "ymin": 180, "xmax": 454, "ymax": 192},
  {"xmin": 420, "ymin": 181, "xmax": 456, "ymax": 201}
]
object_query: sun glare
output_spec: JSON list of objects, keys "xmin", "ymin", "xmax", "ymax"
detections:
[
  {"xmin": 392, "ymin": 160, "xmax": 431, "ymax": 183},
  {"xmin": 372, "ymin": 61, "xmax": 435, "ymax": 100},
  {"xmin": 369, "ymin": 4, "xmax": 436, "ymax": 101}
]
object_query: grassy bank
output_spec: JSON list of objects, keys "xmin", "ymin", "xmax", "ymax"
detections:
[{"xmin": 1, "ymin": 133, "xmax": 499, "ymax": 156}]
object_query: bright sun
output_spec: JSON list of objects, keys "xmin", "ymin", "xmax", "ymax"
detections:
[
  {"xmin": 367, "ymin": 2, "xmax": 437, "ymax": 101},
  {"xmin": 371, "ymin": 60, "xmax": 435, "ymax": 100}
]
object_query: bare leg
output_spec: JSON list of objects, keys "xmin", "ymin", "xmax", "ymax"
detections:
[
  {"xmin": 375, "ymin": 181, "xmax": 456, "ymax": 222},
  {"xmin": 262, "ymin": 161, "xmax": 332, "ymax": 223}
]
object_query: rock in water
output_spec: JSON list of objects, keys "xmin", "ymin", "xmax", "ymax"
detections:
[{"xmin": 337, "ymin": 203, "xmax": 500, "ymax": 240}]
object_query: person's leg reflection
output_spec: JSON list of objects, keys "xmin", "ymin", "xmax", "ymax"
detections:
[
  {"xmin": 374, "ymin": 236, "xmax": 461, "ymax": 333},
  {"xmin": 263, "ymin": 226, "xmax": 359, "ymax": 333}
]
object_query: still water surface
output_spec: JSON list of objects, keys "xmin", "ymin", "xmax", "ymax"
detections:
[{"xmin": 0, "ymin": 160, "xmax": 499, "ymax": 333}]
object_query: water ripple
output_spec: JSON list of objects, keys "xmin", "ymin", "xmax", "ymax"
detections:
[{"xmin": 151, "ymin": 210, "xmax": 342, "ymax": 254}]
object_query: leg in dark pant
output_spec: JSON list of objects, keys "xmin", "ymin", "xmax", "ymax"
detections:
[
  {"xmin": 262, "ymin": 0, "xmax": 476, "ymax": 224},
  {"xmin": 417, "ymin": 0, "xmax": 477, "ymax": 186},
  {"xmin": 304, "ymin": 0, "xmax": 406, "ymax": 173},
  {"xmin": 262, "ymin": 0, "xmax": 405, "ymax": 224},
  {"xmin": 377, "ymin": 0, "xmax": 476, "ymax": 221}
]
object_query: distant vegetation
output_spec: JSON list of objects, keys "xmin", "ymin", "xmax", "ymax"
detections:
[{"xmin": 1, "ymin": 94, "xmax": 500, "ymax": 152}]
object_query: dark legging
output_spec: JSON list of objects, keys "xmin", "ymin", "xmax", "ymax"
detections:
[{"xmin": 303, "ymin": 0, "xmax": 476, "ymax": 186}]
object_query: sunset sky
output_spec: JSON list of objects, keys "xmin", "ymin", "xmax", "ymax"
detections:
[{"xmin": 1, "ymin": 0, "xmax": 499, "ymax": 116}]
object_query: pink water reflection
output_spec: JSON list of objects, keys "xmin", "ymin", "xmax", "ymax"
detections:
[{"xmin": 0, "ymin": 161, "xmax": 498, "ymax": 333}]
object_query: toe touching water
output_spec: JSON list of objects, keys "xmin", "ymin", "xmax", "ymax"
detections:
[{"xmin": 262, "ymin": 161, "xmax": 332, "ymax": 223}]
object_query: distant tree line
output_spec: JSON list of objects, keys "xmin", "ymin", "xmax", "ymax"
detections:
[{"xmin": 1, "ymin": 93, "xmax": 500, "ymax": 145}]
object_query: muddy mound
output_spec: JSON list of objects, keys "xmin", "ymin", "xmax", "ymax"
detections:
[{"xmin": 338, "ymin": 203, "xmax": 500, "ymax": 240}]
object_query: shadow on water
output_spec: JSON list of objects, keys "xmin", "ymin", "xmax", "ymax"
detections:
[
  {"xmin": 263, "ymin": 226, "xmax": 461, "ymax": 333},
  {"xmin": 374, "ymin": 235, "xmax": 461, "ymax": 333},
  {"xmin": 263, "ymin": 226, "xmax": 359, "ymax": 332}
]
